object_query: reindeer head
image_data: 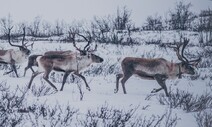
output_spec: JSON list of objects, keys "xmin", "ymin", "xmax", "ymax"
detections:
[
  {"xmin": 8, "ymin": 27, "xmax": 31, "ymax": 55},
  {"xmin": 69, "ymin": 29, "xmax": 103, "ymax": 63},
  {"xmin": 86, "ymin": 49, "xmax": 104, "ymax": 63},
  {"xmin": 172, "ymin": 38, "xmax": 201, "ymax": 76}
]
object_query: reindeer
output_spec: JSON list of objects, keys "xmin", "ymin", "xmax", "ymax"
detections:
[
  {"xmin": 0, "ymin": 27, "xmax": 31, "ymax": 77},
  {"xmin": 114, "ymin": 38, "xmax": 201, "ymax": 97},
  {"xmin": 23, "ymin": 27, "xmax": 80, "ymax": 76},
  {"xmin": 23, "ymin": 50, "xmax": 73, "ymax": 76},
  {"xmin": 28, "ymin": 31, "xmax": 103, "ymax": 91},
  {"xmin": 23, "ymin": 54, "xmax": 42, "ymax": 76}
]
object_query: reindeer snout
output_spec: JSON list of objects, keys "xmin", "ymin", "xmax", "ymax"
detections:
[
  {"xmin": 27, "ymin": 50, "xmax": 31, "ymax": 55},
  {"xmin": 99, "ymin": 58, "xmax": 104, "ymax": 63},
  {"xmin": 188, "ymin": 69, "xmax": 195, "ymax": 75},
  {"xmin": 92, "ymin": 54, "xmax": 103, "ymax": 63},
  {"xmin": 96, "ymin": 58, "xmax": 103, "ymax": 63},
  {"xmin": 190, "ymin": 71, "xmax": 195, "ymax": 75}
]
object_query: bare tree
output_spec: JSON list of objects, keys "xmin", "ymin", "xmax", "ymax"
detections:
[
  {"xmin": 0, "ymin": 14, "xmax": 13, "ymax": 37},
  {"xmin": 91, "ymin": 16, "xmax": 111, "ymax": 42},
  {"xmin": 54, "ymin": 19, "xmax": 66, "ymax": 36},
  {"xmin": 113, "ymin": 6, "xmax": 132, "ymax": 30},
  {"xmin": 168, "ymin": 1, "xmax": 196, "ymax": 30},
  {"xmin": 28, "ymin": 16, "xmax": 41, "ymax": 37},
  {"xmin": 143, "ymin": 14, "xmax": 163, "ymax": 31},
  {"xmin": 41, "ymin": 20, "xmax": 52, "ymax": 37},
  {"xmin": 198, "ymin": 9, "xmax": 212, "ymax": 44}
]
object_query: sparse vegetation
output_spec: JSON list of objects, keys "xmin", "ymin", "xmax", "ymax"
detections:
[
  {"xmin": 194, "ymin": 109, "xmax": 212, "ymax": 127},
  {"xmin": 0, "ymin": 1, "xmax": 211, "ymax": 127},
  {"xmin": 157, "ymin": 89, "xmax": 212, "ymax": 112}
]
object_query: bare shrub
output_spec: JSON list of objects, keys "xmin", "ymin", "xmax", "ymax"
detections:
[
  {"xmin": 194, "ymin": 109, "xmax": 212, "ymax": 127},
  {"xmin": 77, "ymin": 104, "xmax": 179, "ymax": 127},
  {"xmin": 0, "ymin": 64, "xmax": 9, "ymax": 71},
  {"xmin": 132, "ymin": 108, "xmax": 179, "ymax": 127},
  {"xmin": 157, "ymin": 89, "xmax": 212, "ymax": 112},
  {"xmin": 145, "ymin": 39, "xmax": 161, "ymax": 45},
  {"xmin": 206, "ymin": 80, "xmax": 212, "ymax": 92},
  {"xmin": 30, "ymin": 83, "xmax": 55, "ymax": 97},
  {"xmin": 0, "ymin": 64, "xmax": 21, "ymax": 77},
  {"xmin": 199, "ymin": 57, "xmax": 212, "ymax": 68},
  {"xmin": 83, "ymin": 59, "xmax": 120, "ymax": 76},
  {"xmin": 0, "ymin": 82, "xmax": 27, "ymax": 126},
  {"xmin": 0, "ymin": 83, "xmax": 180, "ymax": 127},
  {"xmin": 77, "ymin": 104, "xmax": 138, "ymax": 127},
  {"xmin": 27, "ymin": 103, "xmax": 78, "ymax": 127}
]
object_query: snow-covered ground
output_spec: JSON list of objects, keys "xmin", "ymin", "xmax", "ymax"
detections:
[{"xmin": 0, "ymin": 31, "xmax": 211, "ymax": 127}]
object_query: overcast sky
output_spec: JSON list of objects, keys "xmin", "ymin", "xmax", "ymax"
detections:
[{"xmin": 0, "ymin": 0, "xmax": 211, "ymax": 26}]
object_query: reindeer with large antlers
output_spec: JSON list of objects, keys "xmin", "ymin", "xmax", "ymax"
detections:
[
  {"xmin": 0, "ymin": 27, "xmax": 31, "ymax": 77},
  {"xmin": 24, "ymin": 27, "xmax": 82, "ymax": 76},
  {"xmin": 115, "ymin": 38, "xmax": 201, "ymax": 97},
  {"xmin": 28, "ymin": 30, "xmax": 103, "ymax": 91}
]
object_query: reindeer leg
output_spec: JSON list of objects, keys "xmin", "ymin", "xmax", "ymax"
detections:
[
  {"xmin": 28, "ymin": 71, "xmax": 42, "ymax": 89},
  {"xmin": 4, "ymin": 61, "xmax": 18, "ymax": 77},
  {"xmin": 71, "ymin": 74, "xmax": 75, "ymax": 82},
  {"xmin": 120, "ymin": 73, "xmax": 132, "ymax": 94},
  {"xmin": 30, "ymin": 67, "xmax": 35, "ymax": 73},
  {"xmin": 154, "ymin": 74, "xmax": 169, "ymax": 97},
  {"xmin": 43, "ymin": 71, "xmax": 58, "ymax": 91},
  {"xmin": 23, "ymin": 67, "xmax": 29, "ymax": 77},
  {"xmin": 74, "ymin": 72, "xmax": 91, "ymax": 91},
  {"xmin": 151, "ymin": 88, "xmax": 163, "ymax": 93},
  {"xmin": 24, "ymin": 66, "xmax": 34, "ymax": 77},
  {"xmin": 25, "ymin": 67, "xmax": 35, "ymax": 77},
  {"xmin": 60, "ymin": 72, "xmax": 71, "ymax": 91},
  {"xmin": 10, "ymin": 59, "xmax": 19, "ymax": 77},
  {"xmin": 10, "ymin": 62, "xmax": 19, "ymax": 77},
  {"xmin": 114, "ymin": 74, "xmax": 123, "ymax": 93},
  {"xmin": 4, "ymin": 69, "xmax": 13, "ymax": 75}
]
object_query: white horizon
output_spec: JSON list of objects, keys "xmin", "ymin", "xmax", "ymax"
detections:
[{"xmin": 0, "ymin": 0, "xmax": 211, "ymax": 26}]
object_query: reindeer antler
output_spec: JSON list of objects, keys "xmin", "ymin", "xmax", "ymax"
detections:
[
  {"xmin": 21, "ymin": 27, "xmax": 26, "ymax": 47},
  {"xmin": 7, "ymin": 26, "xmax": 29, "ymax": 49},
  {"xmin": 167, "ymin": 41, "xmax": 184, "ymax": 62},
  {"xmin": 69, "ymin": 27, "xmax": 97, "ymax": 54},
  {"xmin": 76, "ymin": 31, "xmax": 92, "ymax": 51},
  {"xmin": 7, "ymin": 26, "xmax": 21, "ymax": 48},
  {"xmin": 78, "ymin": 31, "xmax": 98, "ymax": 53},
  {"xmin": 180, "ymin": 38, "xmax": 189, "ymax": 63},
  {"xmin": 175, "ymin": 43, "xmax": 185, "ymax": 62},
  {"xmin": 168, "ymin": 38, "xmax": 190, "ymax": 63},
  {"xmin": 171, "ymin": 38, "xmax": 202, "ymax": 65},
  {"xmin": 69, "ymin": 28, "xmax": 84, "ymax": 53}
]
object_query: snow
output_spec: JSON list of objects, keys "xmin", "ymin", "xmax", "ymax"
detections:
[{"xmin": 0, "ymin": 31, "xmax": 211, "ymax": 127}]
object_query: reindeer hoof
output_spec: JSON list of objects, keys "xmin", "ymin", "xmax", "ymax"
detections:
[
  {"xmin": 114, "ymin": 89, "xmax": 118, "ymax": 93},
  {"xmin": 87, "ymin": 87, "xmax": 91, "ymax": 91},
  {"xmin": 151, "ymin": 89, "xmax": 157, "ymax": 93}
]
